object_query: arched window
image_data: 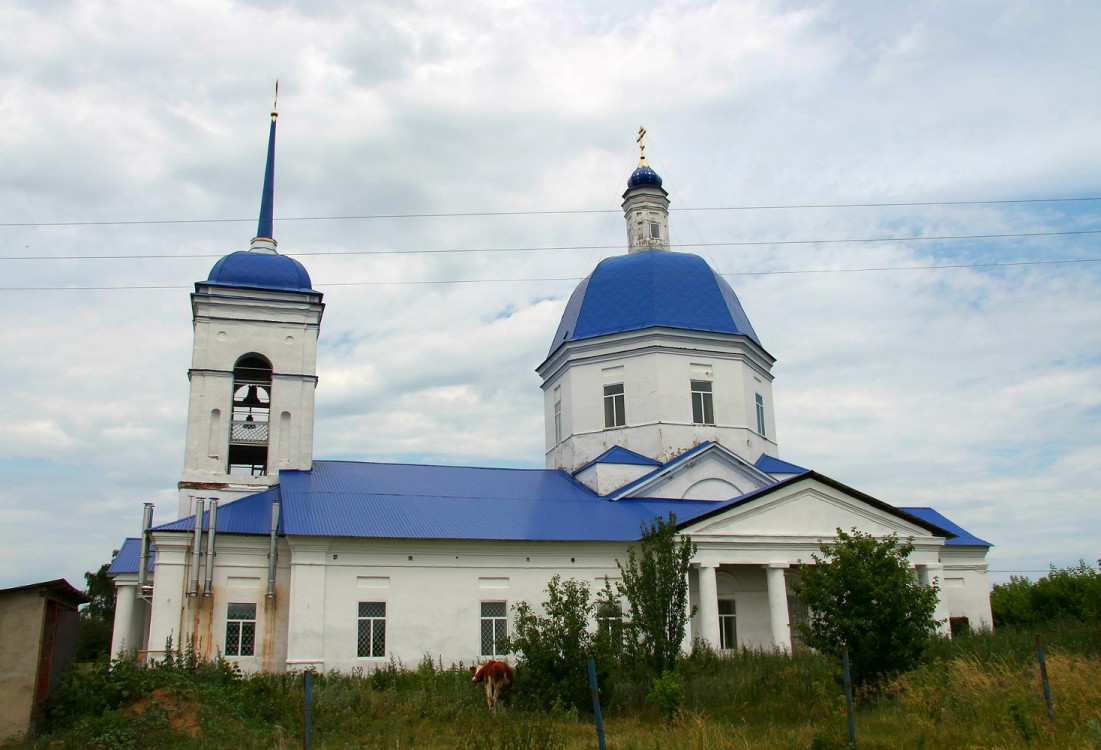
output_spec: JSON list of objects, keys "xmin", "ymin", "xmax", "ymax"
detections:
[{"xmin": 228, "ymin": 355, "xmax": 272, "ymax": 476}]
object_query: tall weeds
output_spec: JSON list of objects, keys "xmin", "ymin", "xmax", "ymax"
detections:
[{"xmin": 11, "ymin": 624, "xmax": 1100, "ymax": 749}]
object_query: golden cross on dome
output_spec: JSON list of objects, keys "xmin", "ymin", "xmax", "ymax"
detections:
[
  {"xmin": 271, "ymin": 80, "xmax": 279, "ymax": 120},
  {"xmin": 636, "ymin": 125, "xmax": 649, "ymax": 166}
]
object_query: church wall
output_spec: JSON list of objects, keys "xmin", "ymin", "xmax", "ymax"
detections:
[
  {"xmin": 939, "ymin": 547, "xmax": 994, "ymax": 630},
  {"xmin": 145, "ymin": 532, "xmax": 291, "ymax": 673},
  {"xmin": 298, "ymin": 538, "xmax": 632, "ymax": 672},
  {"xmin": 544, "ymin": 341, "xmax": 778, "ymax": 472}
]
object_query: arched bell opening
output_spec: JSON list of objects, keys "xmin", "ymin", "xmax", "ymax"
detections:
[{"xmin": 228, "ymin": 354, "xmax": 272, "ymax": 476}]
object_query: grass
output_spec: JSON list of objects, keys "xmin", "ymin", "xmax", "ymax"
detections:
[{"xmin": 6, "ymin": 623, "xmax": 1099, "ymax": 749}]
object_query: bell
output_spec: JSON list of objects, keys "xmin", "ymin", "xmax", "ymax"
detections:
[{"xmin": 235, "ymin": 385, "xmax": 267, "ymax": 408}]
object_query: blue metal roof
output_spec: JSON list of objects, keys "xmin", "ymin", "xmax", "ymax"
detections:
[
  {"xmin": 754, "ymin": 454, "xmax": 810, "ymax": 475},
  {"xmin": 575, "ymin": 446, "xmax": 662, "ymax": 474},
  {"xmin": 132, "ymin": 462, "xmax": 986, "ymax": 549},
  {"xmin": 205, "ymin": 250, "xmax": 315, "ymax": 293},
  {"xmin": 107, "ymin": 537, "xmax": 156, "ymax": 575},
  {"xmin": 547, "ymin": 251, "xmax": 762, "ymax": 356},
  {"xmin": 899, "ymin": 507, "xmax": 993, "ymax": 546},
  {"xmin": 152, "ymin": 487, "xmax": 284, "ymax": 535}
]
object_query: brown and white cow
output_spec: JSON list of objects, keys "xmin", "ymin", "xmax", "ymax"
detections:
[{"xmin": 470, "ymin": 659, "xmax": 514, "ymax": 710}]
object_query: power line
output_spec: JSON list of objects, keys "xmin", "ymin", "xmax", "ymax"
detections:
[
  {"xmin": 2, "ymin": 196, "xmax": 1100, "ymax": 228},
  {"xmin": 5, "ymin": 229, "xmax": 1100, "ymax": 262},
  {"xmin": 3, "ymin": 257, "xmax": 1097, "ymax": 291}
]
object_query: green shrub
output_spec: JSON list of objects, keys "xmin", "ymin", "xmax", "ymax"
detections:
[
  {"xmin": 646, "ymin": 670, "xmax": 685, "ymax": 721},
  {"xmin": 991, "ymin": 560, "xmax": 1101, "ymax": 626},
  {"xmin": 792, "ymin": 528, "xmax": 940, "ymax": 687},
  {"xmin": 509, "ymin": 575, "xmax": 617, "ymax": 713}
]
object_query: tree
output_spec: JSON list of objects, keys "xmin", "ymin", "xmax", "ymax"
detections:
[
  {"xmin": 792, "ymin": 528, "xmax": 940, "ymax": 687},
  {"xmin": 616, "ymin": 514, "xmax": 697, "ymax": 677},
  {"xmin": 76, "ymin": 561, "xmax": 116, "ymax": 661},
  {"xmin": 509, "ymin": 575, "xmax": 615, "ymax": 711},
  {"xmin": 991, "ymin": 560, "xmax": 1101, "ymax": 626}
]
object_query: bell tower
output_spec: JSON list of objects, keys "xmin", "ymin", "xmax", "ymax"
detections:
[{"xmin": 177, "ymin": 90, "xmax": 324, "ymax": 518}]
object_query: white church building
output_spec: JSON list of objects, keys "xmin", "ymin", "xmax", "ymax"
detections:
[{"xmin": 108, "ymin": 111, "xmax": 993, "ymax": 672}]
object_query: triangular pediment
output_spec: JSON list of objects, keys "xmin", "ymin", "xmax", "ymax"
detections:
[
  {"xmin": 681, "ymin": 476, "xmax": 942, "ymax": 542},
  {"xmin": 613, "ymin": 443, "xmax": 776, "ymax": 501}
]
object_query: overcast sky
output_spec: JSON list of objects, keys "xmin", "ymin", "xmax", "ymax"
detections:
[{"xmin": 1, "ymin": 0, "xmax": 1098, "ymax": 592}]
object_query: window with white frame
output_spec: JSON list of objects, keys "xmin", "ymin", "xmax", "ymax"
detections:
[
  {"xmin": 718, "ymin": 598, "xmax": 737, "ymax": 650},
  {"xmin": 755, "ymin": 393, "xmax": 766, "ymax": 436},
  {"xmin": 225, "ymin": 602, "xmax": 257, "ymax": 656},
  {"xmin": 649, "ymin": 222, "xmax": 661, "ymax": 240},
  {"xmin": 691, "ymin": 380, "xmax": 715, "ymax": 425},
  {"xmin": 603, "ymin": 383, "xmax": 625, "ymax": 428},
  {"xmin": 596, "ymin": 600, "xmax": 623, "ymax": 648},
  {"xmin": 480, "ymin": 601, "xmax": 508, "ymax": 656},
  {"xmin": 553, "ymin": 389, "xmax": 562, "ymax": 444},
  {"xmin": 357, "ymin": 602, "xmax": 386, "ymax": 658}
]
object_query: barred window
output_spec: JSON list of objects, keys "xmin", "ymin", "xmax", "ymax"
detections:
[
  {"xmin": 357, "ymin": 602, "xmax": 386, "ymax": 658},
  {"xmin": 480, "ymin": 601, "xmax": 508, "ymax": 657},
  {"xmin": 225, "ymin": 602, "xmax": 257, "ymax": 657},
  {"xmin": 691, "ymin": 380, "xmax": 714, "ymax": 425}
]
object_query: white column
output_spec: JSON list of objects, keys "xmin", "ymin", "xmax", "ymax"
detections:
[
  {"xmin": 111, "ymin": 581, "xmax": 137, "ymax": 658},
  {"xmin": 918, "ymin": 563, "xmax": 952, "ymax": 636},
  {"xmin": 146, "ymin": 533, "xmax": 191, "ymax": 661},
  {"xmin": 696, "ymin": 563, "xmax": 721, "ymax": 649},
  {"xmin": 765, "ymin": 563, "xmax": 791, "ymax": 653},
  {"xmin": 285, "ymin": 540, "xmax": 329, "ymax": 670}
]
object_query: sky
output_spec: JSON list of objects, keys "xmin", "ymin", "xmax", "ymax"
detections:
[{"xmin": 1, "ymin": 0, "xmax": 1098, "ymax": 593}]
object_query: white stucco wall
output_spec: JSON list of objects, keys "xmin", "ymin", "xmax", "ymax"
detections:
[
  {"xmin": 179, "ymin": 285, "xmax": 323, "ymax": 519},
  {"xmin": 540, "ymin": 329, "xmax": 777, "ymax": 473}
]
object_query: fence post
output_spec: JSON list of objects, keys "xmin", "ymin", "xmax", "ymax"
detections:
[
  {"xmin": 587, "ymin": 658, "xmax": 607, "ymax": 750},
  {"xmin": 843, "ymin": 647, "xmax": 856, "ymax": 750},
  {"xmin": 1034, "ymin": 633, "xmax": 1054, "ymax": 723},
  {"xmin": 304, "ymin": 670, "xmax": 313, "ymax": 750}
]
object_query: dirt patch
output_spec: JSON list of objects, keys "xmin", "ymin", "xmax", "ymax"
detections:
[{"xmin": 126, "ymin": 688, "xmax": 202, "ymax": 738}]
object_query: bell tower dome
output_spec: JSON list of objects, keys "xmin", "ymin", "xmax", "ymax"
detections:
[
  {"xmin": 537, "ymin": 130, "xmax": 777, "ymax": 474},
  {"xmin": 177, "ymin": 90, "xmax": 325, "ymax": 517}
]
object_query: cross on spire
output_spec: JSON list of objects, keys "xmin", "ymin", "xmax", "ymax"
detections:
[{"xmin": 637, "ymin": 125, "xmax": 649, "ymax": 167}]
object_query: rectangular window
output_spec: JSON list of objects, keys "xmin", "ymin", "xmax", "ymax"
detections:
[
  {"xmin": 649, "ymin": 222, "xmax": 661, "ymax": 239},
  {"xmin": 755, "ymin": 393, "xmax": 766, "ymax": 436},
  {"xmin": 691, "ymin": 380, "xmax": 715, "ymax": 425},
  {"xmin": 225, "ymin": 602, "xmax": 257, "ymax": 657},
  {"xmin": 603, "ymin": 383, "xmax": 625, "ymax": 428},
  {"xmin": 788, "ymin": 595, "xmax": 807, "ymax": 650},
  {"xmin": 596, "ymin": 601, "xmax": 623, "ymax": 649},
  {"xmin": 553, "ymin": 391, "xmax": 562, "ymax": 444},
  {"xmin": 357, "ymin": 602, "xmax": 386, "ymax": 658},
  {"xmin": 718, "ymin": 598, "xmax": 737, "ymax": 650},
  {"xmin": 480, "ymin": 601, "xmax": 508, "ymax": 657}
]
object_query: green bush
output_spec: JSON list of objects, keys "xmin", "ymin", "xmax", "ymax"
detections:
[
  {"xmin": 616, "ymin": 514, "xmax": 697, "ymax": 679},
  {"xmin": 509, "ymin": 575, "xmax": 615, "ymax": 712},
  {"xmin": 792, "ymin": 528, "xmax": 940, "ymax": 687},
  {"xmin": 646, "ymin": 670, "xmax": 685, "ymax": 721},
  {"xmin": 991, "ymin": 560, "xmax": 1101, "ymax": 626}
]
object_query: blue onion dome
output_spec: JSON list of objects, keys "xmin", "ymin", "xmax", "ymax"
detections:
[
  {"xmin": 548, "ymin": 250, "xmax": 761, "ymax": 356},
  {"xmin": 627, "ymin": 164, "xmax": 663, "ymax": 188},
  {"xmin": 206, "ymin": 250, "xmax": 314, "ymax": 292}
]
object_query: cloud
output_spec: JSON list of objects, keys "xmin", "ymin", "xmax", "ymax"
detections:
[{"xmin": 1, "ymin": 0, "xmax": 1099, "ymax": 590}]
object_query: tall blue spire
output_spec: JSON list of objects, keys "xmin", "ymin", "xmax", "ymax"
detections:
[{"xmin": 254, "ymin": 82, "xmax": 278, "ymax": 245}]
